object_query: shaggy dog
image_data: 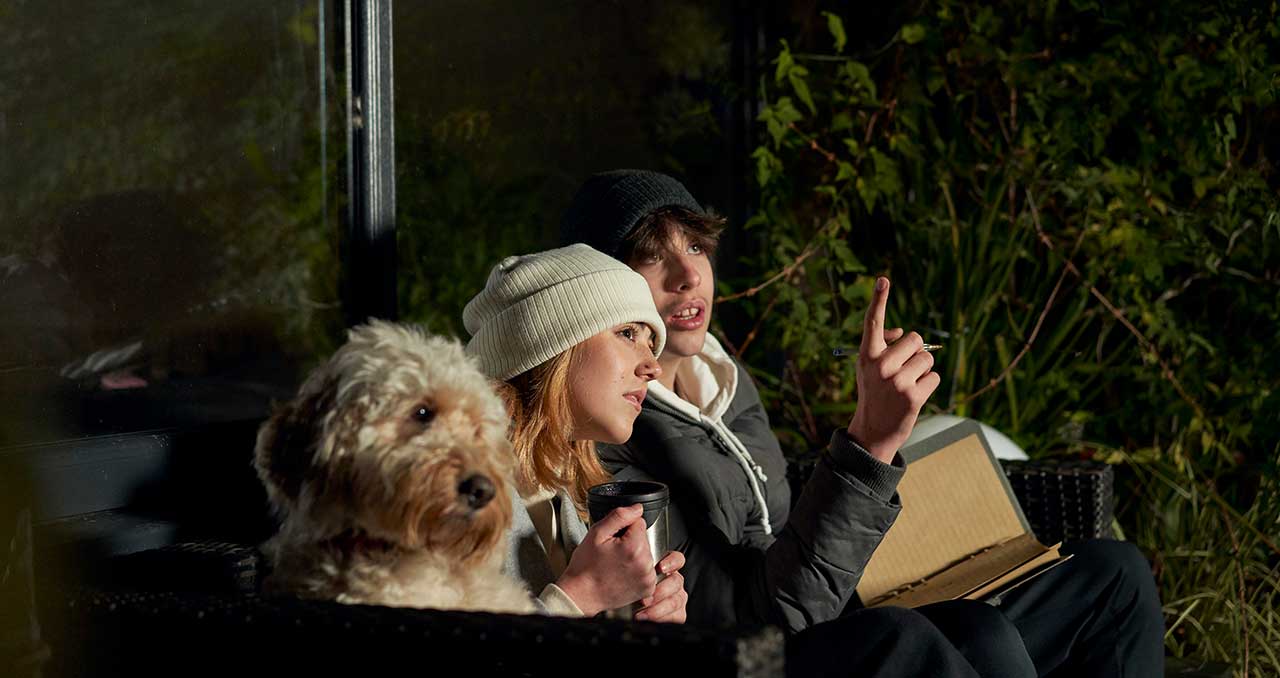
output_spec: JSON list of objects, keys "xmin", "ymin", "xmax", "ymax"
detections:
[{"xmin": 253, "ymin": 321, "xmax": 534, "ymax": 613}]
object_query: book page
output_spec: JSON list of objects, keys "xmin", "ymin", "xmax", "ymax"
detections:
[
  {"xmin": 967, "ymin": 549, "xmax": 1071, "ymax": 602},
  {"xmin": 858, "ymin": 429, "xmax": 1029, "ymax": 603},
  {"xmin": 869, "ymin": 534, "xmax": 1050, "ymax": 609}
]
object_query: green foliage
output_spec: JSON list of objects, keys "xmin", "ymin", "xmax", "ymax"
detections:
[
  {"xmin": 395, "ymin": 111, "xmax": 549, "ymax": 338},
  {"xmin": 394, "ymin": 0, "xmax": 732, "ymax": 337},
  {"xmin": 735, "ymin": 1, "xmax": 1280, "ymax": 670},
  {"xmin": 1119, "ymin": 450, "xmax": 1280, "ymax": 670}
]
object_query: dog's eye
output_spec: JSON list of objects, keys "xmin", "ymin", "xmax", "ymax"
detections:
[{"xmin": 411, "ymin": 404, "xmax": 435, "ymax": 425}]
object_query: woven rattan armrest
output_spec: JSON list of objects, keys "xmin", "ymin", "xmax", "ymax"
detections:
[
  {"xmin": 52, "ymin": 590, "xmax": 784, "ymax": 677},
  {"xmin": 784, "ymin": 455, "xmax": 1115, "ymax": 544}
]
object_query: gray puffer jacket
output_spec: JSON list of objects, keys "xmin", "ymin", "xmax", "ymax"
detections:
[{"xmin": 597, "ymin": 336, "xmax": 904, "ymax": 633}]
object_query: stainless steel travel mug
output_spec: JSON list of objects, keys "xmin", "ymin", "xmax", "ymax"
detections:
[{"xmin": 586, "ymin": 480, "xmax": 670, "ymax": 620}]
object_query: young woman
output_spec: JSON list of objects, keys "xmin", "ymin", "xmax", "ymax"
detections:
[{"xmin": 462, "ymin": 243, "xmax": 688, "ymax": 621}]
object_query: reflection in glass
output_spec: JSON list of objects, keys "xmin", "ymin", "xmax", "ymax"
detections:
[
  {"xmin": 0, "ymin": 1, "xmax": 342, "ymax": 447},
  {"xmin": 393, "ymin": 1, "xmax": 734, "ymax": 335}
]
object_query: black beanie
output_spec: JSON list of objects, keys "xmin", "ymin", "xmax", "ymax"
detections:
[{"xmin": 558, "ymin": 170, "xmax": 704, "ymax": 258}]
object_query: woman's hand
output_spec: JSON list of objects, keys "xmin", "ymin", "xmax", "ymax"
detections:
[
  {"xmin": 556, "ymin": 504, "xmax": 656, "ymax": 617},
  {"xmin": 847, "ymin": 277, "xmax": 941, "ymax": 463},
  {"xmin": 634, "ymin": 551, "xmax": 688, "ymax": 623}
]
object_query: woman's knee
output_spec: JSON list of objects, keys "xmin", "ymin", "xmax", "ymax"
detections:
[
  {"xmin": 787, "ymin": 606, "xmax": 968, "ymax": 676},
  {"xmin": 839, "ymin": 605, "xmax": 965, "ymax": 652},
  {"xmin": 871, "ymin": 605, "xmax": 945, "ymax": 637},
  {"xmin": 918, "ymin": 600, "xmax": 1036, "ymax": 678},
  {"xmin": 1057, "ymin": 539, "xmax": 1165, "ymax": 656},
  {"xmin": 937, "ymin": 601, "xmax": 1024, "ymax": 645},
  {"xmin": 1066, "ymin": 539, "xmax": 1160, "ymax": 606}
]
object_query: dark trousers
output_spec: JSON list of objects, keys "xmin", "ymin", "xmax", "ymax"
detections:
[
  {"xmin": 789, "ymin": 539, "xmax": 1163, "ymax": 677},
  {"xmin": 995, "ymin": 539, "xmax": 1165, "ymax": 678},
  {"xmin": 788, "ymin": 600, "xmax": 1035, "ymax": 678}
]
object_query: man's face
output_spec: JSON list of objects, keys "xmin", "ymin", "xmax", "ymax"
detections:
[{"xmin": 626, "ymin": 225, "xmax": 715, "ymax": 360}]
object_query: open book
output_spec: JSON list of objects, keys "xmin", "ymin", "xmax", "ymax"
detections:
[{"xmin": 856, "ymin": 421, "xmax": 1072, "ymax": 608}]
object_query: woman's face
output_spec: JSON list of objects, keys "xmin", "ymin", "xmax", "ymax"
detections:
[{"xmin": 567, "ymin": 322, "xmax": 662, "ymax": 444}]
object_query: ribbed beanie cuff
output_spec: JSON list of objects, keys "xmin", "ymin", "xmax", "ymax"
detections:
[{"xmin": 463, "ymin": 244, "xmax": 666, "ymax": 381}]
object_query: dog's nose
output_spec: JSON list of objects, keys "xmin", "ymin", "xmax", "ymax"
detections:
[{"xmin": 458, "ymin": 474, "xmax": 496, "ymax": 509}]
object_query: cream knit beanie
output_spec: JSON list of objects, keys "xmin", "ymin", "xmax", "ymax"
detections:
[{"xmin": 463, "ymin": 244, "xmax": 666, "ymax": 381}]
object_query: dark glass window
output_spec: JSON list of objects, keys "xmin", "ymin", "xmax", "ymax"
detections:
[
  {"xmin": 0, "ymin": 0, "xmax": 343, "ymax": 447},
  {"xmin": 393, "ymin": 1, "xmax": 737, "ymax": 334}
]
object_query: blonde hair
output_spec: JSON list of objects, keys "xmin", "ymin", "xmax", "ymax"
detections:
[{"xmin": 496, "ymin": 344, "xmax": 610, "ymax": 519}]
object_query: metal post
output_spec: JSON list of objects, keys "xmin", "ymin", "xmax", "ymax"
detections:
[{"xmin": 342, "ymin": 0, "xmax": 397, "ymax": 326}]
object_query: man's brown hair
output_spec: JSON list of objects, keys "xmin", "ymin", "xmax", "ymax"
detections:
[{"xmin": 618, "ymin": 206, "xmax": 726, "ymax": 265}]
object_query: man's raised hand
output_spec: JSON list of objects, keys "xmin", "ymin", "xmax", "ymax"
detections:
[{"xmin": 846, "ymin": 277, "xmax": 941, "ymax": 463}]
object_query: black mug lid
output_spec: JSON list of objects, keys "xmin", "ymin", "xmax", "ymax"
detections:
[{"xmin": 587, "ymin": 481, "xmax": 669, "ymax": 527}]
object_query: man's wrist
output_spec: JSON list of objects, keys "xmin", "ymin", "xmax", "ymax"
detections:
[
  {"xmin": 829, "ymin": 428, "xmax": 906, "ymax": 502},
  {"xmin": 845, "ymin": 423, "xmax": 897, "ymax": 464}
]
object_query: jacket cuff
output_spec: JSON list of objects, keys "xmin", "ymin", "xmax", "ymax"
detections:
[
  {"xmin": 538, "ymin": 583, "xmax": 586, "ymax": 617},
  {"xmin": 825, "ymin": 428, "xmax": 905, "ymax": 502}
]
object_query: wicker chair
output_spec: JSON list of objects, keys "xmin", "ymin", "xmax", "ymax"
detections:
[
  {"xmin": 49, "ymin": 589, "xmax": 783, "ymax": 678},
  {"xmin": 38, "ymin": 541, "xmax": 782, "ymax": 678},
  {"xmin": 784, "ymin": 455, "xmax": 1116, "ymax": 544},
  {"xmin": 41, "ymin": 458, "xmax": 1110, "ymax": 677},
  {"xmin": 18, "ymin": 433, "xmax": 1114, "ymax": 678},
  {"xmin": 999, "ymin": 459, "xmax": 1115, "ymax": 544}
]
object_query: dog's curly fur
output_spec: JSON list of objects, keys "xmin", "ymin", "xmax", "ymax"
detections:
[{"xmin": 254, "ymin": 320, "xmax": 534, "ymax": 613}]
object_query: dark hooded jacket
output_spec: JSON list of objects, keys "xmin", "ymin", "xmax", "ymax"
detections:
[{"xmin": 597, "ymin": 336, "xmax": 905, "ymax": 633}]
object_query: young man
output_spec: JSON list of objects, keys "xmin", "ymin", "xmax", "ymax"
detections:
[{"xmin": 560, "ymin": 170, "xmax": 1164, "ymax": 677}]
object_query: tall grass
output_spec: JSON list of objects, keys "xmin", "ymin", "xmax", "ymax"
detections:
[{"xmin": 1117, "ymin": 450, "xmax": 1280, "ymax": 674}]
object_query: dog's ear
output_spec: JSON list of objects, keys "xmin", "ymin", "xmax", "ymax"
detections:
[{"xmin": 254, "ymin": 376, "xmax": 338, "ymax": 511}]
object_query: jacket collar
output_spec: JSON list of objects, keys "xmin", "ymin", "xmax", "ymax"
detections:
[{"xmin": 648, "ymin": 334, "xmax": 738, "ymax": 422}]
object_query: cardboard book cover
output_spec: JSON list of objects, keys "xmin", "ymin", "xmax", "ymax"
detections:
[{"xmin": 856, "ymin": 420, "xmax": 1072, "ymax": 609}]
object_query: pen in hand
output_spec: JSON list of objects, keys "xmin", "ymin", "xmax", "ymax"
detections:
[{"xmin": 833, "ymin": 344, "xmax": 943, "ymax": 358}]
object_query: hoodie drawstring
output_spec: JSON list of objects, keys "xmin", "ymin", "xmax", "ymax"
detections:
[{"xmin": 709, "ymin": 418, "xmax": 772, "ymax": 535}]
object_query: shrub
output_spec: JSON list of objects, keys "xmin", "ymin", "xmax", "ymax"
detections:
[{"xmin": 731, "ymin": 2, "xmax": 1280, "ymax": 671}]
